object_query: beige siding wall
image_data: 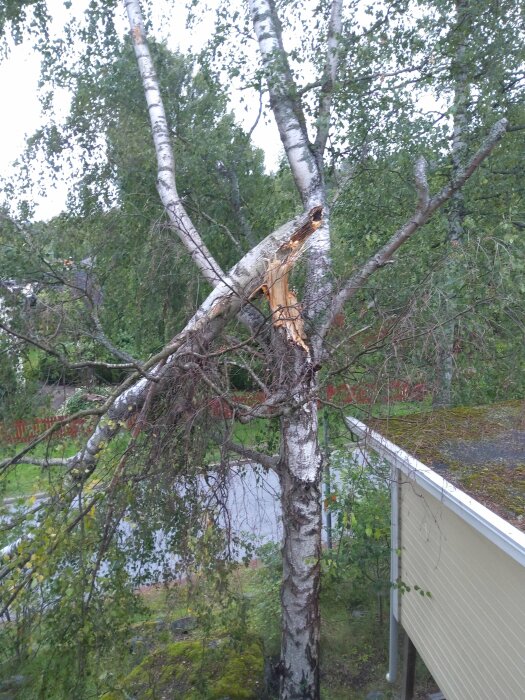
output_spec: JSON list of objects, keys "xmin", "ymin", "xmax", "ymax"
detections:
[{"xmin": 400, "ymin": 479, "xmax": 525, "ymax": 700}]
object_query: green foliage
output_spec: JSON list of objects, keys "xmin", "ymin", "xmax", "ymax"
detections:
[
  {"xmin": 323, "ymin": 452, "xmax": 391, "ymax": 614},
  {"xmin": 0, "ymin": 0, "xmax": 49, "ymax": 50},
  {"xmin": 0, "ymin": 497, "xmax": 144, "ymax": 699},
  {"xmin": 248, "ymin": 543, "xmax": 282, "ymax": 657},
  {"xmin": 0, "ymin": 351, "xmax": 40, "ymax": 422},
  {"xmin": 4, "ymin": 39, "xmax": 287, "ymax": 360},
  {"xmin": 58, "ymin": 386, "xmax": 110, "ymax": 416},
  {"xmin": 0, "ymin": 2, "xmax": 524, "ymax": 697}
]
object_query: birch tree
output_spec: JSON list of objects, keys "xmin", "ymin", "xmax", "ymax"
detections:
[
  {"xmin": 430, "ymin": 0, "xmax": 524, "ymax": 406},
  {"xmin": 0, "ymin": 0, "xmax": 514, "ymax": 697}
]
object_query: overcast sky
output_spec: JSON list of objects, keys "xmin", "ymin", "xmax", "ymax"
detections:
[{"xmin": 0, "ymin": 0, "xmax": 282, "ymax": 221}]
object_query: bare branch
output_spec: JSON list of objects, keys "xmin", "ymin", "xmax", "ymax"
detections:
[
  {"xmin": 223, "ymin": 440, "xmax": 278, "ymax": 471},
  {"xmin": 322, "ymin": 118, "xmax": 508, "ymax": 336},
  {"xmin": 247, "ymin": 84, "xmax": 264, "ymax": 140},
  {"xmin": 224, "ymin": 359, "xmax": 268, "ymax": 393},
  {"xmin": 3, "ymin": 457, "xmax": 70, "ymax": 468},
  {"xmin": 88, "ymin": 306, "xmax": 144, "ymax": 368},
  {"xmin": 216, "ymin": 163, "xmax": 258, "ymax": 249},
  {"xmin": 433, "ymin": 118, "xmax": 508, "ymax": 207},
  {"xmin": 298, "ymin": 62, "xmax": 441, "ymax": 97},
  {"xmin": 186, "ymin": 197, "xmax": 243, "ymax": 252}
]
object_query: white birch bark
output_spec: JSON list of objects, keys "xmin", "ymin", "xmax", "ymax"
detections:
[
  {"xmin": 313, "ymin": 0, "xmax": 343, "ymax": 160},
  {"xmin": 3, "ymin": 4, "xmax": 511, "ymax": 697},
  {"xmin": 249, "ymin": 0, "xmax": 346, "ymax": 348},
  {"xmin": 304, "ymin": 0, "xmax": 343, "ymax": 339},
  {"xmin": 247, "ymin": 2, "xmax": 502, "ymax": 694},
  {"xmin": 60, "ymin": 209, "xmax": 321, "ymax": 474},
  {"xmin": 248, "ymin": 2, "xmax": 338, "ymax": 694},
  {"xmin": 248, "ymin": 0, "xmax": 320, "ymax": 202},
  {"xmin": 124, "ymin": 0, "xmax": 224, "ymax": 287}
]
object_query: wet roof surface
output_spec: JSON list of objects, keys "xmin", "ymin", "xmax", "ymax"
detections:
[
  {"xmin": 371, "ymin": 401, "xmax": 525, "ymax": 531},
  {"xmin": 439, "ymin": 429, "xmax": 525, "ymax": 469}
]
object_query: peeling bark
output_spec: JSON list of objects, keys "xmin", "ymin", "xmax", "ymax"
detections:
[
  {"xmin": 4, "ymin": 6, "xmax": 511, "ymax": 699},
  {"xmin": 274, "ymin": 332, "xmax": 322, "ymax": 698},
  {"xmin": 279, "ymin": 443, "xmax": 322, "ymax": 699},
  {"xmin": 60, "ymin": 208, "xmax": 321, "ymax": 475}
]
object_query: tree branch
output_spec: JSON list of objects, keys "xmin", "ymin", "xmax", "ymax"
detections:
[
  {"xmin": 88, "ymin": 305, "xmax": 144, "ymax": 368},
  {"xmin": 248, "ymin": 0, "xmax": 320, "ymax": 202},
  {"xmin": 216, "ymin": 162, "xmax": 258, "ymax": 249},
  {"xmin": 223, "ymin": 440, "xmax": 279, "ymax": 471},
  {"xmin": 125, "ymin": 0, "xmax": 225, "ymax": 287},
  {"xmin": 322, "ymin": 118, "xmax": 508, "ymax": 336},
  {"xmin": 0, "ymin": 408, "xmax": 103, "ymax": 471},
  {"xmin": 313, "ymin": 0, "xmax": 343, "ymax": 159},
  {"xmin": 24, "ymin": 208, "xmax": 322, "ymax": 476},
  {"xmin": 0, "ymin": 321, "xmax": 143, "ymax": 373}
]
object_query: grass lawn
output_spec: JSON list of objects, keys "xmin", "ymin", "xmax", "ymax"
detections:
[{"xmin": 1, "ymin": 439, "xmax": 81, "ymax": 499}]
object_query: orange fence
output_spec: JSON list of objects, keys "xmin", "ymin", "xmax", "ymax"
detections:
[
  {"xmin": 0, "ymin": 415, "xmax": 94, "ymax": 446},
  {"xmin": 1, "ymin": 381, "xmax": 427, "ymax": 443},
  {"xmin": 209, "ymin": 380, "xmax": 428, "ymax": 418}
]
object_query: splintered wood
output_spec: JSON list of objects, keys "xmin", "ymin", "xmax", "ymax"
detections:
[{"xmin": 262, "ymin": 206, "xmax": 322, "ymax": 353}]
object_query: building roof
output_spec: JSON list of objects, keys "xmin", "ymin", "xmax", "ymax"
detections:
[{"xmin": 369, "ymin": 400, "xmax": 525, "ymax": 531}]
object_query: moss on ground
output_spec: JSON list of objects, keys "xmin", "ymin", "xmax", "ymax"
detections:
[{"xmin": 102, "ymin": 637, "xmax": 264, "ymax": 699}]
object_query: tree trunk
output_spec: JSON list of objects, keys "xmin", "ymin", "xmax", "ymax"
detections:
[
  {"xmin": 278, "ymin": 349, "xmax": 322, "ymax": 698},
  {"xmin": 433, "ymin": 0, "xmax": 470, "ymax": 407}
]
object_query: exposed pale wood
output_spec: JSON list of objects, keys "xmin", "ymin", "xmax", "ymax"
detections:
[{"xmin": 261, "ymin": 206, "xmax": 322, "ymax": 352}]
